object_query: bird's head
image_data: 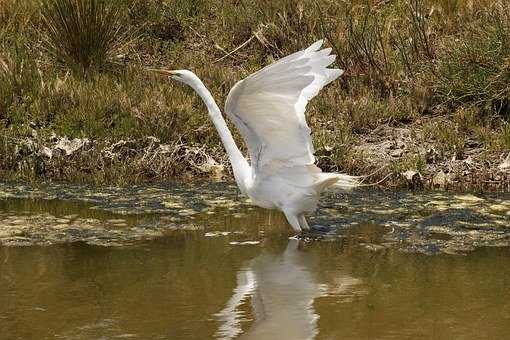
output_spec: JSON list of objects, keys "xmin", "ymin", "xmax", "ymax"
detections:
[
  {"xmin": 148, "ymin": 67, "xmax": 226, "ymax": 119},
  {"xmin": 148, "ymin": 69, "xmax": 201, "ymax": 88}
]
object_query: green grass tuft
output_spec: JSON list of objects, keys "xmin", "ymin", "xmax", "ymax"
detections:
[
  {"xmin": 432, "ymin": 3, "xmax": 510, "ymax": 119},
  {"xmin": 40, "ymin": 0, "xmax": 131, "ymax": 75}
]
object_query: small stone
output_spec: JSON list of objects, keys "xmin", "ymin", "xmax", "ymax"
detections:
[
  {"xmin": 402, "ymin": 170, "xmax": 418, "ymax": 180},
  {"xmin": 498, "ymin": 154, "xmax": 510, "ymax": 170},
  {"xmin": 54, "ymin": 136, "xmax": 91, "ymax": 156},
  {"xmin": 432, "ymin": 171, "xmax": 452, "ymax": 188},
  {"xmin": 390, "ymin": 149, "xmax": 403, "ymax": 157},
  {"xmin": 425, "ymin": 148, "xmax": 438, "ymax": 164},
  {"xmin": 402, "ymin": 170, "xmax": 422, "ymax": 188},
  {"xmin": 40, "ymin": 146, "xmax": 53, "ymax": 158}
]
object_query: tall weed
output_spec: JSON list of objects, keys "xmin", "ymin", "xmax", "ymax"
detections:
[
  {"xmin": 433, "ymin": 3, "xmax": 510, "ymax": 118},
  {"xmin": 0, "ymin": 47, "xmax": 43, "ymax": 126},
  {"xmin": 40, "ymin": 0, "xmax": 131, "ymax": 75}
]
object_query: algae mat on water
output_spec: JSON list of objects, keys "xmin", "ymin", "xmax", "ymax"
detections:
[{"xmin": 0, "ymin": 182, "xmax": 509, "ymax": 254}]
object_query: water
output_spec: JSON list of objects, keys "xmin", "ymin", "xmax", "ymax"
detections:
[{"xmin": 0, "ymin": 183, "xmax": 509, "ymax": 339}]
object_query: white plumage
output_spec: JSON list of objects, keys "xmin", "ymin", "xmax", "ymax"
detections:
[{"xmin": 151, "ymin": 40, "xmax": 358, "ymax": 232}]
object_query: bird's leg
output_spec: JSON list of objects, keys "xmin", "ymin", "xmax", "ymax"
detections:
[
  {"xmin": 298, "ymin": 214, "xmax": 310, "ymax": 231},
  {"xmin": 300, "ymin": 214, "xmax": 332, "ymax": 234},
  {"xmin": 283, "ymin": 210, "xmax": 302, "ymax": 233}
]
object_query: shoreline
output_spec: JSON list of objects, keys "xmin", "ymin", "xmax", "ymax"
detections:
[{"xmin": 1, "ymin": 129, "xmax": 509, "ymax": 192}]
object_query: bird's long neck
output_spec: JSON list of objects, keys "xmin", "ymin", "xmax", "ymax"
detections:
[{"xmin": 192, "ymin": 80, "xmax": 250, "ymax": 193}]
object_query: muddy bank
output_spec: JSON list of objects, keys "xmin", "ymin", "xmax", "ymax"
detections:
[
  {"xmin": 0, "ymin": 182, "xmax": 508, "ymax": 254},
  {"xmin": 0, "ymin": 133, "xmax": 227, "ymax": 185},
  {"xmin": 1, "ymin": 128, "xmax": 509, "ymax": 190},
  {"xmin": 350, "ymin": 123, "xmax": 510, "ymax": 191}
]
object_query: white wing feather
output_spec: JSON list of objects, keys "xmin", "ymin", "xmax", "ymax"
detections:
[{"xmin": 225, "ymin": 40, "xmax": 343, "ymax": 177}]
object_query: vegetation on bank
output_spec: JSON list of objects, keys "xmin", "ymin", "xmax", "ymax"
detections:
[{"xmin": 0, "ymin": 0, "xmax": 509, "ymax": 188}]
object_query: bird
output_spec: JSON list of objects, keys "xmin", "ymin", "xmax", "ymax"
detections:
[{"xmin": 150, "ymin": 40, "xmax": 358, "ymax": 233}]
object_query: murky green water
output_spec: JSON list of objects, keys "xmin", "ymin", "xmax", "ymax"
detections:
[{"xmin": 0, "ymin": 183, "xmax": 509, "ymax": 339}]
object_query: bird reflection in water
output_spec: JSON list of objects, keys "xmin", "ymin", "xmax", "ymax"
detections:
[{"xmin": 215, "ymin": 238, "xmax": 361, "ymax": 340}]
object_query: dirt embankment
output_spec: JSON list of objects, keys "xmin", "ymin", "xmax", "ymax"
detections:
[
  {"xmin": 1, "ymin": 132, "xmax": 226, "ymax": 184},
  {"xmin": 350, "ymin": 123, "xmax": 509, "ymax": 191},
  {"xmin": 1, "ymin": 124, "xmax": 509, "ymax": 190}
]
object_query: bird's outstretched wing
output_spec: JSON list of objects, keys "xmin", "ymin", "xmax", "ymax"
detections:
[{"xmin": 224, "ymin": 40, "xmax": 343, "ymax": 175}]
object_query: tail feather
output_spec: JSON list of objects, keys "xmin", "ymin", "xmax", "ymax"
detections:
[
  {"xmin": 315, "ymin": 173, "xmax": 359, "ymax": 192},
  {"xmin": 330, "ymin": 174, "xmax": 359, "ymax": 191}
]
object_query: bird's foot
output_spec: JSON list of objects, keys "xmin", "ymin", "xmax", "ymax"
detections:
[{"xmin": 296, "ymin": 225, "xmax": 332, "ymax": 241}]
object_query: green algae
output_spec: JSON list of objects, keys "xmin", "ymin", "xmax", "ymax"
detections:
[{"xmin": 0, "ymin": 182, "xmax": 508, "ymax": 253}]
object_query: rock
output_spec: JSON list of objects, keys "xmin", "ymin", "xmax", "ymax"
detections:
[
  {"xmin": 390, "ymin": 148, "xmax": 404, "ymax": 157},
  {"xmin": 432, "ymin": 170, "xmax": 452, "ymax": 188},
  {"xmin": 9, "ymin": 219, "xmax": 27, "ymax": 225},
  {"xmin": 198, "ymin": 156, "xmax": 224, "ymax": 178},
  {"xmin": 498, "ymin": 154, "xmax": 510, "ymax": 170},
  {"xmin": 54, "ymin": 136, "xmax": 91, "ymax": 156},
  {"xmin": 425, "ymin": 147, "xmax": 435, "ymax": 163},
  {"xmin": 463, "ymin": 156, "xmax": 474, "ymax": 166},
  {"xmin": 402, "ymin": 170, "xmax": 423, "ymax": 188},
  {"xmin": 49, "ymin": 132, "xmax": 58, "ymax": 142},
  {"xmin": 465, "ymin": 138, "xmax": 481, "ymax": 148},
  {"xmin": 204, "ymin": 231, "xmax": 231, "ymax": 237},
  {"xmin": 146, "ymin": 136, "xmax": 160, "ymax": 144},
  {"xmin": 158, "ymin": 144, "xmax": 174, "ymax": 154},
  {"xmin": 40, "ymin": 146, "xmax": 53, "ymax": 158},
  {"xmin": 53, "ymin": 224, "xmax": 70, "ymax": 230},
  {"xmin": 402, "ymin": 170, "xmax": 418, "ymax": 181}
]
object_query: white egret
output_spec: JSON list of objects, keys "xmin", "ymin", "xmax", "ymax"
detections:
[{"xmin": 151, "ymin": 40, "xmax": 358, "ymax": 233}]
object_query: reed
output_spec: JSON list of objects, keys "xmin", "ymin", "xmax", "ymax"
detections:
[{"xmin": 40, "ymin": 0, "xmax": 130, "ymax": 75}]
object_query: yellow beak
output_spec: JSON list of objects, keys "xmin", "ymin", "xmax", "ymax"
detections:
[{"xmin": 147, "ymin": 68, "xmax": 176, "ymax": 77}]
